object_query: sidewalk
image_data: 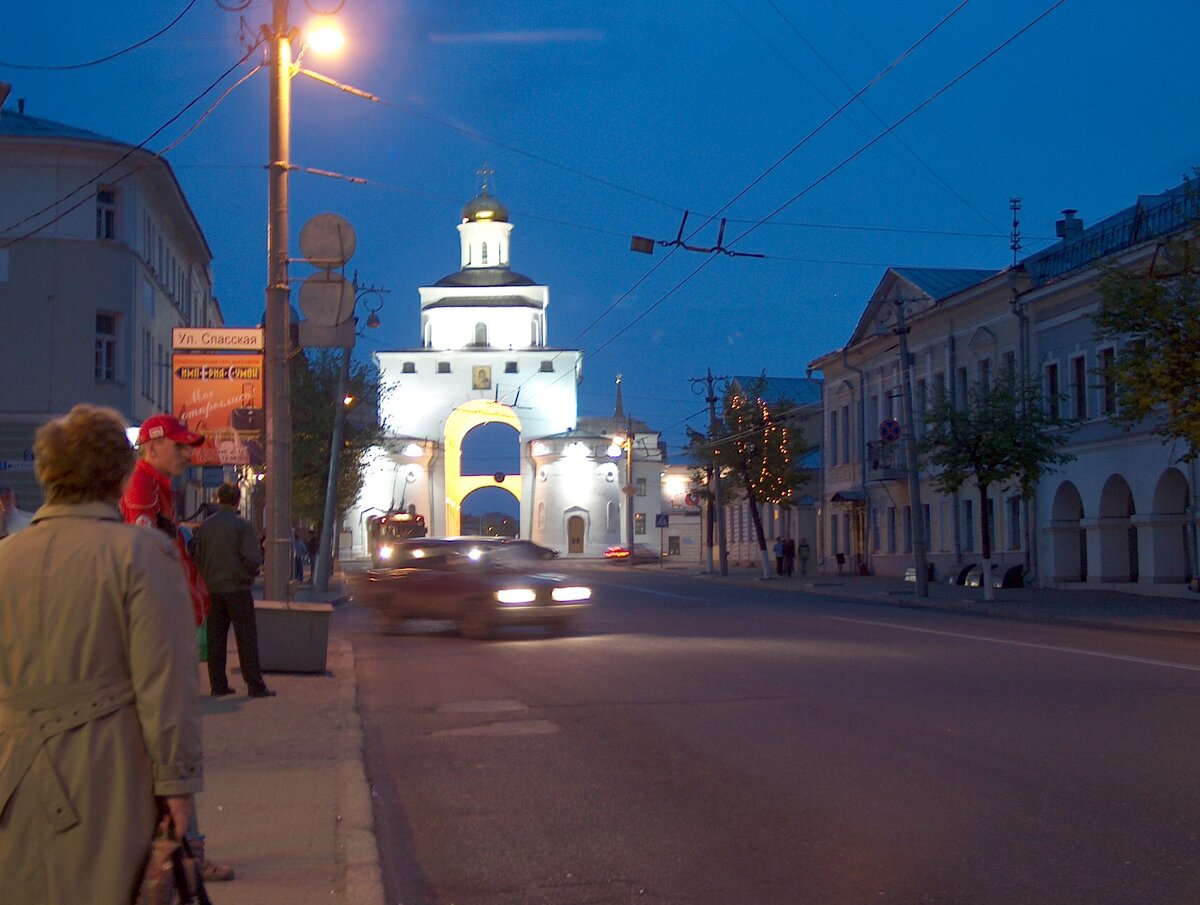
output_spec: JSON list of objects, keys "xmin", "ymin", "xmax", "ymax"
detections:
[
  {"xmin": 690, "ymin": 563, "xmax": 1200, "ymax": 637},
  {"xmin": 195, "ymin": 578, "xmax": 384, "ymax": 905}
]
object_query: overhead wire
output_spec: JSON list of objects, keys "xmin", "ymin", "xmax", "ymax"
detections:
[{"xmin": 0, "ymin": 1, "xmax": 201, "ymax": 71}]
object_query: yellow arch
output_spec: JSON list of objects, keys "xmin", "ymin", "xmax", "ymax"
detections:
[{"xmin": 444, "ymin": 400, "xmax": 521, "ymax": 536}]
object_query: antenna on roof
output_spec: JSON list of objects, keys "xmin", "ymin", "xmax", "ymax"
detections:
[
  {"xmin": 631, "ymin": 210, "xmax": 765, "ymax": 259},
  {"xmin": 1009, "ymin": 197, "xmax": 1022, "ymax": 267}
]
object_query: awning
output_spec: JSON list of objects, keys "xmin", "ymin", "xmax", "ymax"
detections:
[{"xmin": 830, "ymin": 490, "xmax": 868, "ymax": 503}]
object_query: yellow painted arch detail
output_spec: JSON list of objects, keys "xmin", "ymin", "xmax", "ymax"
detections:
[{"xmin": 443, "ymin": 400, "xmax": 521, "ymax": 536}]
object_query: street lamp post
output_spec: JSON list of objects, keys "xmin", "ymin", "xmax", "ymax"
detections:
[{"xmin": 263, "ymin": 0, "xmax": 293, "ymax": 601}]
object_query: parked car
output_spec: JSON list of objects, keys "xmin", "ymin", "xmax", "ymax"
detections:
[
  {"xmin": 603, "ymin": 544, "xmax": 663, "ymax": 564},
  {"xmin": 353, "ymin": 537, "xmax": 590, "ymax": 639}
]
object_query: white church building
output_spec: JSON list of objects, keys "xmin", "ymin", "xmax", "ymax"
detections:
[{"xmin": 347, "ymin": 186, "xmax": 664, "ymax": 557}]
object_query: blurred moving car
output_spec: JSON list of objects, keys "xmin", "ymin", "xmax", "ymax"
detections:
[
  {"xmin": 602, "ymin": 544, "xmax": 663, "ymax": 564},
  {"xmin": 499, "ymin": 538, "xmax": 559, "ymax": 560},
  {"xmin": 354, "ymin": 537, "xmax": 589, "ymax": 639}
]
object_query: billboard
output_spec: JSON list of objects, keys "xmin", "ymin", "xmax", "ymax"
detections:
[{"xmin": 172, "ymin": 353, "xmax": 264, "ymax": 467}]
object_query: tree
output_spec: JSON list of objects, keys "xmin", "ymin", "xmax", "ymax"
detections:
[
  {"xmin": 1093, "ymin": 235, "xmax": 1200, "ymax": 462},
  {"xmin": 289, "ymin": 349, "xmax": 384, "ymax": 529},
  {"xmin": 688, "ymin": 377, "xmax": 812, "ymax": 579},
  {"xmin": 919, "ymin": 372, "xmax": 1075, "ymax": 599}
]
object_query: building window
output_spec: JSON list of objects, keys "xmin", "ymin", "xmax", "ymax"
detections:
[
  {"xmin": 922, "ymin": 503, "xmax": 931, "ymax": 552},
  {"xmin": 828, "ymin": 411, "xmax": 839, "ymax": 467},
  {"xmin": 505, "ymin": 361, "xmax": 518, "ymax": 374},
  {"xmin": 636, "ymin": 478, "xmax": 646, "ymax": 497},
  {"xmin": 1045, "ymin": 363, "xmax": 1060, "ymax": 419},
  {"xmin": 401, "ymin": 362, "xmax": 416, "ymax": 374},
  {"xmin": 540, "ymin": 360, "xmax": 554, "ymax": 372},
  {"xmin": 423, "ymin": 323, "xmax": 432, "ymax": 347},
  {"xmin": 481, "ymin": 242, "xmax": 488, "ymax": 265},
  {"xmin": 1071, "ymin": 355, "xmax": 1087, "ymax": 420},
  {"xmin": 607, "ymin": 501, "xmax": 617, "ymax": 531},
  {"xmin": 1007, "ymin": 496, "xmax": 1022, "ymax": 550},
  {"xmin": 902, "ymin": 505, "xmax": 912, "ymax": 553},
  {"xmin": 96, "ymin": 187, "xmax": 117, "ymax": 240},
  {"xmin": 474, "ymin": 322, "xmax": 488, "ymax": 347},
  {"xmin": 1002, "ymin": 350, "xmax": 1016, "ymax": 382},
  {"xmin": 840, "ymin": 405, "xmax": 851, "ymax": 463},
  {"xmin": 634, "ymin": 512, "xmax": 646, "ymax": 535},
  {"xmin": 871, "ymin": 509, "xmax": 880, "ymax": 552},
  {"xmin": 142, "ymin": 330, "xmax": 152, "ymax": 397},
  {"xmin": 977, "ymin": 358, "xmax": 991, "ymax": 392},
  {"xmin": 956, "ymin": 367, "xmax": 969, "ymax": 405},
  {"xmin": 830, "ymin": 514, "xmax": 840, "ymax": 555},
  {"xmin": 886, "ymin": 507, "xmax": 896, "ymax": 554},
  {"xmin": 984, "ymin": 497, "xmax": 995, "ymax": 553},
  {"xmin": 157, "ymin": 343, "xmax": 166, "ymax": 408},
  {"xmin": 1099, "ymin": 347, "xmax": 1117, "ymax": 415},
  {"xmin": 962, "ymin": 500, "xmax": 974, "ymax": 552},
  {"xmin": 95, "ymin": 313, "xmax": 118, "ymax": 381},
  {"xmin": 437, "ymin": 362, "xmax": 451, "ymax": 374}
]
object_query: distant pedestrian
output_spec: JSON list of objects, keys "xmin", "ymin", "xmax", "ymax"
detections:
[
  {"xmin": 293, "ymin": 529, "xmax": 307, "ymax": 581},
  {"xmin": 192, "ymin": 483, "xmax": 273, "ymax": 699},
  {"xmin": 0, "ymin": 404, "xmax": 202, "ymax": 904},
  {"xmin": 0, "ymin": 480, "xmax": 33, "ymax": 538},
  {"xmin": 797, "ymin": 537, "xmax": 811, "ymax": 575},
  {"xmin": 782, "ymin": 535, "xmax": 796, "ymax": 577},
  {"xmin": 773, "ymin": 537, "xmax": 784, "ymax": 575}
]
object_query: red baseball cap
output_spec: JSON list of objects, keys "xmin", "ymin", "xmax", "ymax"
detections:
[{"xmin": 137, "ymin": 414, "xmax": 204, "ymax": 447}]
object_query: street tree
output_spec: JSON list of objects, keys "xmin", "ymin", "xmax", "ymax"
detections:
[
  {"xmin": 919, "ymin": 372, "xmax": 1075, "ymax": 599},
  {"xmin": 290, "ymin": 349, "xmax": 384, "ymax": 531},
  {"xmin": 689, "ymin": 378, "xmax": 811, "ymax": 579},
  {"xmin": 1093, "ymin": 235, "xmax": 1200, "ymax": 461}
]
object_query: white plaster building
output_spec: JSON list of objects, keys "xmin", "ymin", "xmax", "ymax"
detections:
[
  {"xmin": 350, "ymin": 188, "xmax": 663, "ymax": 556},
  {"xmin": 0, "ymin": 100, "xmax": 219, "ymax": 513},
  {"xmin": 810, "ymin": 177, "xmax": 1199, "ymax": 594}
]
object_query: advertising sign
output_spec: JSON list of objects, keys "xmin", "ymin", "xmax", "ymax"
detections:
[{"xmin": 172, "ymin": 353, "xmax": 264, "ymax": 467}]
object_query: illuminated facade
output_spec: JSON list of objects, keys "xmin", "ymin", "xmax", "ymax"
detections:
[{"xmin": 349, "ymin": 187, "xmax": 663, "ymax": 556}]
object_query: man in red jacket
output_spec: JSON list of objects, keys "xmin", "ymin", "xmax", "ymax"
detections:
[{"xmin": 122, "ymin": 413, "xmax": 236, "ymax": 883}]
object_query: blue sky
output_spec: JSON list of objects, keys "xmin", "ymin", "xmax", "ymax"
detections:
[{"xmin": 4, "ymin": 0, "xmax": 1199, "ymax": 468}]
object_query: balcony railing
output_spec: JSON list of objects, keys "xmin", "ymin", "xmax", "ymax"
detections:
[{"xmin": 866, "ymin": 439, "xmax": 908, "ymax": 481}]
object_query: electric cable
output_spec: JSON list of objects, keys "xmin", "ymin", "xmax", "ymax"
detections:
[{"xmin": 0, "ymin": 1, "xmax": 200, "ymax": 71}]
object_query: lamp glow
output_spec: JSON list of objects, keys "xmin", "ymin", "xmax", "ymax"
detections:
[{"xmin": 305, "ymin": 19, "xmax": 345, "ymax": 55}]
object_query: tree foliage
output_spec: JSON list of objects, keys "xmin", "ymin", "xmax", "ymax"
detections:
[
  {"xmin": 1093, "ymin": 236, "xmax": 1200, "ymax": 461},
  {"xmin": 289, "ymin": 349, "xmax": 384, "ymax": 526},
  {"xmin": 919, "ymin": 372, "xmax": 1075, "ymax": 562}
]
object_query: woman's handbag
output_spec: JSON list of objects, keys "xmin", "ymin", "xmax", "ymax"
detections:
[{"xmin": 137, "ymin": 821, "xmax": 214, "ymax": 905}]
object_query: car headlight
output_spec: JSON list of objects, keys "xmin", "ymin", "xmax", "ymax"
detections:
[
  {"xmin": 552, "ymin": 586, "xmax": 591, "ymax": 602},
  {"xmin": 496, "ymin": 588, "xmax": 537, "ymax": 605},
  {"xmin": 378, "ymin": 545, "xmax": 393, "ymax": 560}
]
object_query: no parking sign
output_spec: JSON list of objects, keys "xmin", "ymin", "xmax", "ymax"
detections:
[{"xmin": 879, "ymin": 418, "xmax": 902, "ymax": 443}]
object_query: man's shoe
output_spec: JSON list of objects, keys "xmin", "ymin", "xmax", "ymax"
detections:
[
  {"xmin": 247, "ymin": 688, "xmax": 276, "ymax": 698},
  {"xmin": 210, "ymin": 688, "xmax": 235, "ymax": 697},
  {"xmin": 202, "ymin": 861, "xmax": 236, "ymax": 882}
]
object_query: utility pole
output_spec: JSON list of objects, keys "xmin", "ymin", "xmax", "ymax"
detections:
[
  {"xmin": 691, "ymin": 368, "xmax": 729, "ymax": 576},
  {"xmin": 893, "ymin": 300, "xmax": 929, "ymax": 598},
  {"xmin": 263, "ymin": 0, "xmax": 293, "ymax": 602},
  {"xmin": 625, "ymin": 415, "xmax": 635, "ymax": 568}
]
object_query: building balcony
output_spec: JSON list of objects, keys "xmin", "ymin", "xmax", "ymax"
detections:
[{"xmin": 866, "ymin": 439, "xmax": 908, "ymax": 481}]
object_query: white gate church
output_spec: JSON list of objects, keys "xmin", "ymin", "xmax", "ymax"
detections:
[{"xmin": 347, "ymin": 183, "xmax": 663, "ymax": 557}]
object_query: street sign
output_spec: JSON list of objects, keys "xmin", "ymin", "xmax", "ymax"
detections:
[
  {"xmin": 172, "ymin": 327, "xmax": 263, "ymax": 352},
  {"xmin": 655, "ymin": 513, "xmax": 669, "ymax": 528},
  {"xmin": 880, "ymin": 417, "xmax": 902, "ymax": 443}
]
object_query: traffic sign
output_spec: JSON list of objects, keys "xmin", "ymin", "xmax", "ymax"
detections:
[
  {"xmin": 655, "ymin": 513, "xmax": 669, "ymax": 528},
  {"xmin": 879, "ymin": 418, "xmax": 902, "ymax": 443}
]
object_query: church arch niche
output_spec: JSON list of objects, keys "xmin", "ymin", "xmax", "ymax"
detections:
[
  {"xmin": 1049, "ymin": 480, "xmax": 1085, "ymax": 582},
  {"xmin": 443, "ymin": 401, "xmax": 522, "ymax": 537},
  {"xmin": 460, "ymin": 486, "xmax": 517, "ymax": 537}
]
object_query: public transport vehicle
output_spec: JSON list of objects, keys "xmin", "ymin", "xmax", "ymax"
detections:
[{"xmin": 368, "ymin": 510, "xmax": 427, "ymax": 567}]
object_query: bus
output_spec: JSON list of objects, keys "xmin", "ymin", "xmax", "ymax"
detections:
[{"xmin": 368, "ymin": 510, "xmax": 428, "ymax": 567}]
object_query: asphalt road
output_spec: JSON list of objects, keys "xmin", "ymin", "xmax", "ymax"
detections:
[{"xmin": 341, "ymin": 564, "xmax": 1200, "ymax": 905}]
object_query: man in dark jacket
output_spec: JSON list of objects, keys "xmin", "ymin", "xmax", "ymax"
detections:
[{"xmin": 192, "ymin": 483, "xmax": 274, "ymax": 698}]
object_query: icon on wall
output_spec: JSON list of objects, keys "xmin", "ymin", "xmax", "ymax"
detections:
[{"xmin": 472, "ymin": 365, "xmax": 492, "ymax": 390}]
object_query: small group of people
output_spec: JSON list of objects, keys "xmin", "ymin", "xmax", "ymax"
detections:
[
  {"xmin": 773, "ymin": 535, "xmax": 812, "ymax": 577},
  {"xmin": 0, "ymin": 408, "xmax": 273, "ymax": 902}
]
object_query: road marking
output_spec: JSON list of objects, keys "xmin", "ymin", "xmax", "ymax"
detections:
[
  {"xmin": 437, "ymin": 699, "xmax": 527, "ymax": 714},
  {"xmin": 428, "ymin": 720, "xmax": 558, "ymax": 738},
  {"xmin": 824, "ymin": 615, "xmax": 1200, "ymax": 673}
]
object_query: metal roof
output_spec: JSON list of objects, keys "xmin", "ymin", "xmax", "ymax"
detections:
[
  {"xmin": 889, "ymin": 267, "xmax": 999, "ymax": 301},
  {"xmin": 0, "ymin": 108, "xmax": 121, "ymax": 144}
]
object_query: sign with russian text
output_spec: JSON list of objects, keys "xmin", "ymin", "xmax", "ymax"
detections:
[
  {"xmin": 172, "ymin": 327, "xmax": 264, "ymax": 351},
  {"xmin": 172, "ymin": 352, "xmax": 264, "ymax": 467}
]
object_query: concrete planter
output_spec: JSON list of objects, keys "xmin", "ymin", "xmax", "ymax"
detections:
[{"xmin": 255, "ymin": 600, "xmax": 333, "ymax": 673}]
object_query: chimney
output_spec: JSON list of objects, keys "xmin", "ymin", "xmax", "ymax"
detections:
[{"xmin": 1055, "ymin": 209, "xmax": 1084, "ymax": 242}]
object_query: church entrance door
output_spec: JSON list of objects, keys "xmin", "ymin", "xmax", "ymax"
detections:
[{"xmin": 568, "ymin": 515, "xmax": 585, "ymax": 554}]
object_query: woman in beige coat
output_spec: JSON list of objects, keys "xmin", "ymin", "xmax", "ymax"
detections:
[{"xmin": 0, "ymin": 404, "xmax": 202, "ymax": 904}]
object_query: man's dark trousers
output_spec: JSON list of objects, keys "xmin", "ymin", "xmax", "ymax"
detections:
[{"xmin": 207, "ymin": 589, "xmax": 268, "ymax": 695}]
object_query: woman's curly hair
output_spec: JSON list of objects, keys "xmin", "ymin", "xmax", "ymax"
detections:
[{"xmin": 34, "ymin": 404, "xmax": 136, "ymax": 504}]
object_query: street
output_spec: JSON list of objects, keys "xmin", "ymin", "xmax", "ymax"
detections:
[{"xmin": 341, "ymin": 565, "xmax": 1200, "ymax": 905}]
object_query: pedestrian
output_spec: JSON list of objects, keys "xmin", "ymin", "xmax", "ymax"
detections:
[
  {"xmin": 192, "ymin": 483, "xmax": 274, "ymax": 699},
  {"xmin": 293, "ymin": 529, "xmax": 307, "ymax": 582},
  {"xmin": 0, "ymin": 404, "xmax": 202, "ymax": 904},
  {"xmin": 773, "ymin": 536, "xmax": 784, "ymax": 575},
  {"xmin": 306, "ymin": 528, "xmax": 320, "ymax": 574},
  {"xmin": 782, "ymin": 535, "xmax": 796, "ymax": 577},
  {"xmin": 0, "ymin": 480, "xmax": 34, "ymax": 538},
  {"xmin": 798, "ymin": 537, "xmax": 811, "ymax": 575},
  {"xmin": 121, "ymin": 412, "xmax": 236, "ymax": 883}
]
